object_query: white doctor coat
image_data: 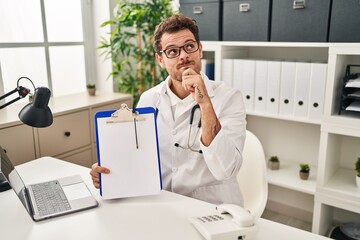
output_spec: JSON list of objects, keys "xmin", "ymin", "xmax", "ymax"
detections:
[{"xmin": 137, "ymin": 74, "xmax": 246, "ymax": 206}]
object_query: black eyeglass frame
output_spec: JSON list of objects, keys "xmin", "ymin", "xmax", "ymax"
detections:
[{"xmin": 158, "ymin": 41, "xmax": 199, "ymax": 59}]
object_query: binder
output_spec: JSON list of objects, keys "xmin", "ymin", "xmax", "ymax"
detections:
[
  {"xmin": 242, "ymin": 60, "xmax": 256, "ymax": 111},
  {"xmin": 308, "ymin": 63, "xmax": 327, "ymax": 120},
  {"xmin": 222, "ymin": 59, "xmax": 234, "ymax": 87},
  {"xmin": 279, "ymin": 61, "xmax": 296, "ymax": 116},
  {"xmin": 232, "ymin": 59, "xmax": 256, "ymax": 111},
  {"xmin": 254, "ymin": 60, "xmax": 268, "ymax": 112},
  {"xmin": 233, "ymin": 59, "xmax": 245, "ymax": 93},
  {"xmin": 201, "ymin": 59, "xmax": 215, "ymax": 80},
  {"xmin": 294, "ymin": 62, "xmax": 311, "ymax": 118},
  {"xmin": 95, "ymin": 104, "xmax": 162, "ymax": 199},
  {"xmin": 206, "ymin": 63, "xmax": 215, "ymax": 80},
  {"xmin": 266, "ymin": 61, "xmax": 281, "ymax": 115}
]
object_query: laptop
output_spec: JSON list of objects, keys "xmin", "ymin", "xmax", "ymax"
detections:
[{"xmin": 0, "ymin": 146, "xmax": 98, "ymax": 221}]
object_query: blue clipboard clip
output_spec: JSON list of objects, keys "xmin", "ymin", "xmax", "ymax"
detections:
[{"xmin": 106, "ymin": 104, "xmax": 145, "ymax": 149}]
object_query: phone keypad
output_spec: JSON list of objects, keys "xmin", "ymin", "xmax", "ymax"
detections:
[{"xmin": 197, "ymin": 214, "xmax": 224, "ymax": 223}]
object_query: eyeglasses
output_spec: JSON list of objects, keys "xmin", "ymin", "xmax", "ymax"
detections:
[{"xmin": 159, "ymin": 41, "xmax": 199, "ymax": 59}]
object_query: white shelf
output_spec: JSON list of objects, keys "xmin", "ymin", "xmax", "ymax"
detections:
[
  {"xmin": 247, "ymin": 111, "xmax": 321, "ymax": 125},
  {"xmin": 319, "ymin": 168, "xmax": 360, "ymax": 206},
  {"xmin": 267, "ymin": 161, "xmax": 317, "ymax": 195},
  {"xmin": 322, "ymin": 116, "xmax": 360, "ymax": 137}
]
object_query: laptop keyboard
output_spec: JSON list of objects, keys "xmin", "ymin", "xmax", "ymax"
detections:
[{"xmin": 31, "ymin": 180, "xmax": 71, "ymax": 216}]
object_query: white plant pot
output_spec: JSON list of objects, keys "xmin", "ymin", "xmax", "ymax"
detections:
[{"xmin": 356, "ymin": 175, "xmax": 360, "ymax": 188}]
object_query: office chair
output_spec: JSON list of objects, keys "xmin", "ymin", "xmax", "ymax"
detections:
[{"xmin": 237, "ymin": 130, "xmax": 268, "ymax": 218}]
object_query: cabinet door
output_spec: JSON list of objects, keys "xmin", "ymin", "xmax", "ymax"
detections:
[
  {"xmin": 58, "ymin": 148, "xmax": 93, "ymax": 168},
  {"xmin": 0, "ymin": 125, "xmax": 35, "ymax": 165},
  {"xmin": 37, "ymin": 110, "xmax": 91, "ymax": 156}
]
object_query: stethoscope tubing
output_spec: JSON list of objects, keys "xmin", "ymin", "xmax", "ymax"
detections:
[{"xmin": 155, "ymin": 103, "xmax": 202, "ymax": 154}]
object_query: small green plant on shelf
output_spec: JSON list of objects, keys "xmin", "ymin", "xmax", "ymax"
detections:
[
  {"xmin": 28, "ymin": 93, "xmax": 33, "ymax": 103},
  {"xmin": 86, "ymin": 83, "xmax": 96, "ymax": 96},
  {"xmin": 268, "ymin": 156, "xmax": 280, "ymax": 170},
  {"xmin": 87, "ymin": 83, "xmax": 96, "ymax": 89},
  {"xmin": 356, "ymin": 157, "xmax": 360, "ymax": 177},
  {"xmin": 299, "ymin": 163, "xmax": 310, "ymax": 180},
  {"xmin": 355, "ymin": 157, "xmax": 360, "ymax": 188}
]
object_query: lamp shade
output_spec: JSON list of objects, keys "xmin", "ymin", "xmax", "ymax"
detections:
[{"xmin": 18, "ymin": 87, "xmax": 53, "ymax": 128}]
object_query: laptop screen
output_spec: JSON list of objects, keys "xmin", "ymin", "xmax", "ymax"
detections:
[{"xmin": 0, "ymin": 146, "xmax": 32, "ymax": 215}]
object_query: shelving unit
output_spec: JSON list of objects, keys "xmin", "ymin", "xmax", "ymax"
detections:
[{"xmin": 202, "ymin": 41, "xmax": 360, "ymax": 236}]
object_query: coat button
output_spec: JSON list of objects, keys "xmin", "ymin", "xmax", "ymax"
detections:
[
  {"xmin": 172, "ymin": 129, "xmax": 177, "ymax": 135},
  {"xmin": 172, "ymin": 167, "xmax": 178, "ymax": 173}
]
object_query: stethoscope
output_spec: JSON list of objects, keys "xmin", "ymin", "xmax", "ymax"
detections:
[{"xmin": 156, "ymin": 104, "xmax": 203, "ymax": 154}]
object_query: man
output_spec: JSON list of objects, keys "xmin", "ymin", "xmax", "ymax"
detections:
[{"xmin": 90, "ymin": 14, "xmax": 246, "ymax": 206}]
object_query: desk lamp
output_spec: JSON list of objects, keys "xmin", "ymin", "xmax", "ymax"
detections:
[{"xmin": 0, "ymin": 76, "xmax": 53, "ymax": 191}]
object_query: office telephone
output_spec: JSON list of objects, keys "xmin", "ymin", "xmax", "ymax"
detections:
[{"xmin": 189, "ymin": 204, "xmax": 257, "ymax": 240}]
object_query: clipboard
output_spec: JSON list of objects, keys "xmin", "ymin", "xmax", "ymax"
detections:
[{"xmin": 94, "ymin": 104, "xmax": 162, "ymax": 199}]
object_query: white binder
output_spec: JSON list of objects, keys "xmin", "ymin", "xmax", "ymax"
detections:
[
  {"xmin": 266, "ymin": 61, "xmax": 281, "ymax": 115},
  {"xmin": 254, "ymin": 60, "xmax": 268, "ymax": 112},
  {"xmin": 308, "ymin": 63, "xmax": 327, "ymax": 120},
  {"xmin": 279, "ymin": 61, "xmax": 296, "ymax": 116},
  {"xmin": 294, "ymin": 62, "xmax": 311, "ymax": 118},
  {"xmin": 222, "ymin": 59, "xmax": 234, "ymax": 87},
  {"xmin": 242, "ymin": 60, "xmax": 256, "ymax": 112},
  {"xmin": 233, "ymin": 59, "xmax": 245, "ymax": 93}
]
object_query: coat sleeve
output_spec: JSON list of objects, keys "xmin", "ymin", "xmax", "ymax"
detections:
[{"xmin": 200, "ymin": 86, "xmax": 247, "ymax": 180}]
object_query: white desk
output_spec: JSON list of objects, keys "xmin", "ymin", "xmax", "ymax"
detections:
[{"xmin": 0, "ymin": 157, "xmax": 330, "ymax": 240}]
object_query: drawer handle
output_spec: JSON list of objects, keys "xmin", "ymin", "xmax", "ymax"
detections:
[
  {"xmin": 293, "ymin": 0, "xmax": 305, "ymax": 9},
  {"xmin": 239, "ymin": 3, "xmax": 250, "ymax": 12},
  {"xmin": 193, "ymin": 6, "xmax": 203, "ymax": 15},
  {"xmin": 64, "ymin": 131, "xmax": 71, "ymax": 137}
]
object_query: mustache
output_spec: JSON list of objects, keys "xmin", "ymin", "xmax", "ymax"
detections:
[{"xmin": 177, "ymin": 60, "xmax": 195, "ymax": 69}]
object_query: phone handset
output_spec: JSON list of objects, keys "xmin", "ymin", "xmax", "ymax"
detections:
[{"xmin": 216, "ymin": 204, "xmax": 255, "ymax": 227}]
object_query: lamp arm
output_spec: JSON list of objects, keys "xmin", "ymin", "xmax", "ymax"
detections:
[
  {"xmin": 0, "ymin": 88, "xmax": 18, "ymax": 100},
  {"xmin": 0, "ymin": 86, "xmax": 30, "ymax": 109}
]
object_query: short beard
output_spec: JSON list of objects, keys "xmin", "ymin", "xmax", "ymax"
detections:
[{"xmin": 170, "ymin": 73, "xmax": 183, "ymax": 83}]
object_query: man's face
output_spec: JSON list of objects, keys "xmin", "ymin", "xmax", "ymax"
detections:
[{"xmin": 156, "ymin": 29, "xmax": 203, "ymax": 82}]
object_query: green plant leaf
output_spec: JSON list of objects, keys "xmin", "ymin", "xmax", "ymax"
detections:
[{"xmin": 99, "ymin": 0, "xmax": 173, "ymax": 106}]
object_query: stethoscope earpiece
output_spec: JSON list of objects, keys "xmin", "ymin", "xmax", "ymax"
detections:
[{"xmin": 174, "ymin": 142, "xmax": 203, "ymax": 154}]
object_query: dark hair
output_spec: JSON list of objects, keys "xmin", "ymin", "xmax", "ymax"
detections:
[{"xmin": 153, "ymin": 14, "xmax": 199, "ymax": 54}]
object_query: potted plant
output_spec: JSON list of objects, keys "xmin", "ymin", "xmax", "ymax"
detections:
[
  {"xmin": 98, "ymin": 0, "xmax": 174, "ymax": 106},
  {"xmin": 299, "ymin": 163, "xmax": 310, "ymax": 180},
  {"xmin": 355, "ymin": 157, "xmax": 360, "ymax": 188},
  {"xmin": 268, "ymin": 156, "xmax": 280, "ymax": 170},
  {"xmin": 87, "ymin": 83, "xmax": 96, "ymax": 96},
  {"xmin": 28, "ymin": 93, "xmax": 33, "ymax": 103}
]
